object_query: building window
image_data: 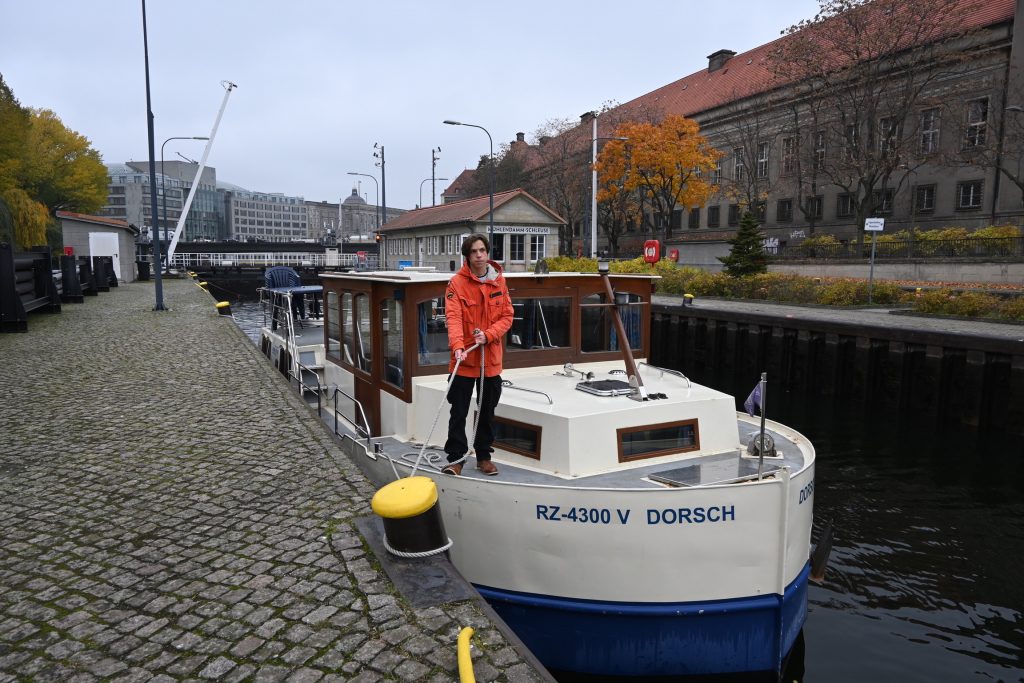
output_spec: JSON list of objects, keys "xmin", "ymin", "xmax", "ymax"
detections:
[
  {"xmin": 510, "ymin": 234, "xmax": 525, "ymax": 262},
  {"xmin": 914, "ymin": 185, "xmax": 936, "ymax": 213},
  {"xmin": 782, "ymin": 137, "xmax": 796, "ymax": 175},
  {"xmin": 837, "ymin": 193, "xmax": 854, "ymax": 218},
  {"xmin": 753, "ymin": 201, "xmax": 766, "ymax": 222},
  {"xmin": 617, "ymin": 419, "xmax": 700, "ymax": 462},
  {"xmin": 814, "ymin": 131, "xmax": 826, "ymax": 169},
  {"xmin": 776, "ymin": 199, "xmax": 793, "ymax": 222},
  {"xmin": 964, "ymin": 98, "xmax": 988, "ymax": 148},
  {"xmin": 844, "ymin": 123, "xmax": 859, "ymax": 161},
  {"xmin": 871, "ymin": 188, "xmax": 894, "ymax": 214},
  {"xmin": 920, "ymin": 108, "xmax": 940, "ymax": 154},
  {"xmin": 808, "ymin": 195, "xmax": 824, "ymax": 220},
  {"xmin": 756, "ymin": 142, "xmax": 769, "ymax": 179},
  {"xmin": 491, "ymin": 234, "xmax": 505, "ymax": 261},
  {"xmin": 879, "ymin": 117, "xmax": 900, "ymax": 157},
  {"xmin": 733, "ymin": 148, "xmax": 745, "ymax": 181},
  {"xmin": 707, "ymin": 206, "xmax": 721, "ymax": 227},
  {"xmin": 956, "ymin": 180, "xmax": 983, "ymax": 210},
  {"xmin": 688, "ymin": 207, "xmax": 700, "ymax": 229},
  {"xmin": 712, "ymin": 160, "xmax": 722, "ymax": 184},
  {"xmin": 530, "ymin": 234, "xmax": 545, "ymax": 260},
  {"xmin": 727, "ymin": 204, "xmax": 740, "ymax": 226}
]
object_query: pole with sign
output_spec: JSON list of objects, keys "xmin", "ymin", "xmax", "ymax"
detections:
[{"xmin": 865, "ymin": 217, "xmax": 884, "ymax": 304}]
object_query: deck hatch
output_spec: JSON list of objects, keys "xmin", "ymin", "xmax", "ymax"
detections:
[{"xmin": 650, "ymin": 457, "xmax": 783, "ymax": 487}]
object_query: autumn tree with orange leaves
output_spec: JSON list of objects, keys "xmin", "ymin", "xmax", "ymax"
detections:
[{"xmin": 595, "ymin": 114, "xmax": 720, "ymax": 242}]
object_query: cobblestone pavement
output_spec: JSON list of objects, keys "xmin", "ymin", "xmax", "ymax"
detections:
[
  {"xmin": 653, "ymin": 294, "xmax": 1024, "ymax": 341},
  {"xmin": 0, "ymin": 279, "xmax": 548, "ymax": 682}
]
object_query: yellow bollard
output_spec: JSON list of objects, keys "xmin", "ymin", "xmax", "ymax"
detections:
[
  {"xmin": 197, "ymin": 281, "xmax": 208, "ymax": 289},
  {"xmin": 457, "ymin": 626, "xmax": 475, "ymax": 683},
  {"xmin": 215, "ymin": 301, "xmax": 232, "ymax": 316},
  {"xmin": 683, "ymin": 293, "xmax": 695, "ymax": 306}
]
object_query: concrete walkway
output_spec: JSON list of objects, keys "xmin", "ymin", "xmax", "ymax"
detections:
[{"xmin": 0, "ymin": 279, "xmax": 548, "ymax": 682}]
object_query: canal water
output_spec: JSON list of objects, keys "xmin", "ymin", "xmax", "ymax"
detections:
[{"xmin": 230, "ymin": 300, "xmax": 1024, "ymax": 683}]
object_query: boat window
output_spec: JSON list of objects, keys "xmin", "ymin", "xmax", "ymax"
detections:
[
  {"xmin": 340, "ymin": 292, "xmax": 353, "ymax": 365},
  {"xmin": 326, "ymin": 291, "xmax": 341, "ymax": 360},
  {"xmin": 493, "ymin": 416, "xmax": 541, "ymax": 460},
  {"xmin": 581, "ymin": 292, "xmax": 643, "ymax": 353},
  {"xmin": 381, "ymin": 298, "xmax": 404, "ymax": 388},
  {"xmin": 353, "ymin": 293, "xmax": 372, "ymax": 373},
  {"xmin": 617, "ymin": 419, "xmax": 700, "ymax": 462},
  {"xmin": 507, "ymin": 297, "xmax": 571, "ymax": 351},
  {"xmin": 417, "ymin": 298, "xmax": 449, "ymax": 366}
]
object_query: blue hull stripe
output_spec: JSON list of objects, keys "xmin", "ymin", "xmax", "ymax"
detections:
[{"xmin": 477, "ymin": 562, "xmax": 810, "ymax": 678}]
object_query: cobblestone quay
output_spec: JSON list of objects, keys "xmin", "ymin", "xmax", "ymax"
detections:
[{"xmin": 0, "ymin": 279, "xmax": 548, "ymax": 682}]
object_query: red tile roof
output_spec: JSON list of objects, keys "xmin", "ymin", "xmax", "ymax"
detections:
[
  {"xmin": 441, "ymin": 169, "xmax": 477, "ymax": 201},
  {"xmin": 379, "ymin": 188, "xmax": 565, "ymax": 232},
  {"xmin": 56, "ymin": 211, "xmax": 138, "ymax": 233}
]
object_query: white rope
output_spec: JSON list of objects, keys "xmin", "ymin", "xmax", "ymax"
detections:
[{"xmin": 383, "ymin": 535, "xmax": 454, "ymax": 558}]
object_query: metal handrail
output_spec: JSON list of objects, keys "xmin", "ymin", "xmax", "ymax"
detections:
[
  {"xmin": 638, "ymin": 361, "xmax": 692, "ymax": 387},
  {"xmin": 331, "ymin": 386, "xmax": 373, "ymax": 450},
  {"xmin": 295, "ymin": 359, "xmax": 324, "ymax": 415},
  {"xmin": 500, "ymin": 379, "xmax": 554, "ymax": 404}
]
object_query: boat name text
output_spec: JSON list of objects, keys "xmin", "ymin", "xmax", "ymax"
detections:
[
  {"xmin": 535, "ymin": 505, "xmax": 736, "ymax": 525},
  {"xmin": 799, "ymin": 480, "xmax": 814, "ymax": 505}
]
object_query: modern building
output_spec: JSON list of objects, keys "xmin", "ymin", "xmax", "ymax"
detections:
[
  {"xmin": 501, "ymin": 0, "xmax": 1021, "ymax": 264},
  {"xmin": 339, "ymin": 187, "xmax": 406, "ymax": 242},
  {"xmin": 221, "ymin": 187, "xmax": 308, "ymax": 242},
  {"xmin": 378, "ymin": 188, "xmax": 563, "ymax": 272}
]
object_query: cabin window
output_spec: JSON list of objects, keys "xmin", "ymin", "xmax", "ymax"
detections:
[
  {"xmin": 417, "ymin": 298, "xmax": 449, "ymax": 365},
  {"xmin": 581, "ymin": 293, "xmax": 643, "ymax": 353},
  {"xmin": 381, "ymin": 298, "xmax": 404, "ymax": 388},
  {"xmin": 493, "ymin": 416, "xmax": 541, "ymax": 460},
  {"xmin": 353, "ymin": 293, "xmax": 372, "ymax": 373},
  {"xmin": 326, "ymin": 291, "xmax": 341, "ymax": 360},
  {"xmin": 617, "ymin": 419, "xmax": 700, "ymax": 462},
  {"xmin": 506, "ymin": 297, "xmax": 571, "ymax": 351},
  {"xmin": 339, "ymin": 292, "xmax": 354, "ymax": 365}
]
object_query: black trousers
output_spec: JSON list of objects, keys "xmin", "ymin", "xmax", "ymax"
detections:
[{"xmin": 445, "ymin": 374, "xmax": 502, "ymax": 463}]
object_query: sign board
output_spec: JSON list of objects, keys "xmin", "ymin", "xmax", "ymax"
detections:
[
  {"xmin": 398, "ymin": 260, "xmax": 413, "ymax": 270},
  {"xmin": 643, "ymin": 240, "xmax": 661, "ymax": 264},
  {"xmin": 865, "ymin": 217, "xmax": 885, "ymax": 232},
  {"xmin": 667, "ymin": 248, "xmax": 680, "ymax": 262}
]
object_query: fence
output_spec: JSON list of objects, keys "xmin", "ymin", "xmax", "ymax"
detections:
[
  {"xmin": 168, "ymin": 252, "xmax": 378, "ymax": 270},
  {"xmin": 772, "ymin": 236, "xmax": 1024, "ymax": 260}
]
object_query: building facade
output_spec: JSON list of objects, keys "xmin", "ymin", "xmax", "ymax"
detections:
[
  {"xmin": 305, "ymin": 200, "xmax": 340, "ymax": 243},
  {"xmin": 223, "ymin": 189, "xmax": 308, "ymax": 242},
  {"xmin": 379, "ymin": 189, "xmax": 563, "ymax": 272},
  {"xmin": 339, "ymin": 187, "xmax": 406, "ymax": 242}
]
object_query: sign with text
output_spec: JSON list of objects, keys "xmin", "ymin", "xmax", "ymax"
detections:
[
  {"xmin": 865, "ymin": 217, "xmax": 885, "ymax": 232},
  {"xmin": 494, "ymin": 226, "xmax": 551, "ymax": 234}
]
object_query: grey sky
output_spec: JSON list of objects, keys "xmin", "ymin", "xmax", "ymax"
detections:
[{"xmin": 2, "ymin": 0, "xmax": 821, "ymax": 212}]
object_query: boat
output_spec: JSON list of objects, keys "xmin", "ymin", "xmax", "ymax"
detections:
[{"xmin": 258, "ymin": 265, "xmax": 815, "ymax": 679}]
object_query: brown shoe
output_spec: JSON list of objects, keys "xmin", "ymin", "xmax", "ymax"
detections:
[
  {"xmin": 477, "ymin": 460, "xmax": 498, "ymax": 476},
  {"xmin": 441, "ymin": 462, "xmax": 463, "ymax": 476}
]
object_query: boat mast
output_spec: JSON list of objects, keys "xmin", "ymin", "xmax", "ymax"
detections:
[{"xmin": 598, "ymin": 261, "xmax": 648, "ymax": 401}]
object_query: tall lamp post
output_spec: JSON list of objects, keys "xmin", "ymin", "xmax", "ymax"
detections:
[
  {"xmin": 346, "ymin": 172, "xmax": 379, "ymax": 235},
  {"xmin": 588, "ymin": 112, "xmax": 628, "ymax": 258},
  {"xmin": 444, "ymin": 120, "xmax": 494, "ymax": 247},
  {"xmin": 432, "ymin": 146, "xmax": 441, "ymax": 206},
  {"xmin": 160, "ymin": 136, "xmax": 208, "ymax": 254},
  {"xmin": 420, "ymin": 177, "xmax": 448, "ymax": 208}
]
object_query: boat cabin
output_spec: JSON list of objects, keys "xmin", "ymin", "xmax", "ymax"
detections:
[{"xmin": 320, "ymin": 270, "xmax": 744, "ymax": 479}]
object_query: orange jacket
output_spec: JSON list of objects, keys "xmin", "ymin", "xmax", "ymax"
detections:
[{"xmin": 445, "ymin": 261, "xmax": 514, "ymax": 377}]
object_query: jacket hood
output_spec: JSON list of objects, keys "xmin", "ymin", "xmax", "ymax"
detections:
[{"xmin": 456, "ymin": 259, "xmax": 505, "ymax": 283}]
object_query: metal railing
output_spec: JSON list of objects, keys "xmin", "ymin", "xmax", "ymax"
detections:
[
  {"xmin": 165, "ymin": 252, "xmax": 380, "ymax": 270},
  {"xmin": 771, "ymin": 236, "xmax": 1024, "ymax": 260}
]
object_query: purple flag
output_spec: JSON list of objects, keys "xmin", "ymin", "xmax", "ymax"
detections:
[{"xmin": 744, "ymin": 382, "xmax": 762, "ymax": 417}]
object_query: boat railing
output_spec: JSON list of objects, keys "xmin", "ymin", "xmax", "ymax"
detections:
[
  {"xmin": 296, "ymin": 359, "xmax": 325, "ymax": 414},
  {"xmin": 501, "ymin": 379, "xmax": 554, "ymax": 405},
  {"xmin": 638, "ymin": 361, "xmax": 692, "ymax": 387},
  {"xmin": 330, "ymin": 386, "xmax": 373, "ymax": 450}
]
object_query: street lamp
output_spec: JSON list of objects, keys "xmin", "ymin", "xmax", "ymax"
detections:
[
  {"xmin": 346, "ymin": 172, "xmax": 379, "ymax": 234},
  {"xmin": 420, "ymin": 177, "xmax": 448, "ymax": 208},
  {"xmin": 431, "ymin": 146, "xmax": 441, "ymax": 206},
  {"xmin": 444, "ymin": 119, "xmax": 494, "ymax": 247},
  {"xmin": 589, "ymin": 112, "xmax": 628, "ymax": 258},
  {"xmin": 160, "ymin": 135, "xmax": 208, "ymax": 261}
]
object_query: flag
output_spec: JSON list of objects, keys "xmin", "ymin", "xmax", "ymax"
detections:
[{"xmin": 744, "ymin": 382, "xmax": 762, "ymax": 417}]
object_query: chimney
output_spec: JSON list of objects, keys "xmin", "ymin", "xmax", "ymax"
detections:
[
  {"xmin": 516, "ymin": 132, "xmax": 525, "ymax": 142},
  {"xmin": 580, "ymin": 111, "xmax": 597, "ymax": 125},
  {"xmin": 707, "ymin": 49, "xmax": 736, "ymax": 73}
]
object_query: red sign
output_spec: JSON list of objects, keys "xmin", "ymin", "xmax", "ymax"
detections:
[
  {"xmin": 643, "ymin": 240, "xmax": 661, "ymax": 264},
  {"xmin": 668, "ymin": 248, "xmax": 679, "ymax": 262},
  {"xmin": 64, "ymin": 246, "xmax": 74, "ymax": 256}
]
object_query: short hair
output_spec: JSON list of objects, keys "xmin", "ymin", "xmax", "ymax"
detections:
[{"xmin": 461, "ymin": 233, "xmax": 490, "ymax": 258}]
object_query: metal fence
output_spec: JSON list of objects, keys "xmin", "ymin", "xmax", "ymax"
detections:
[
  {"xmin": 166, "ymin": 252, "xmax": 379, "ymax": 270},
  {"xmin": 771, "ymin": 236, "xmax": 1024, "ymax": 260}
]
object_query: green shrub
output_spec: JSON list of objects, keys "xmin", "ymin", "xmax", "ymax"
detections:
[
  {"xmin": 798, "ymin": 234, "xmax": 840, "ymax": 258},
  {"xmin": 995, "ymin": 296, "xmax": 1024, "ymax": 321},
  {"xmin": 974, "ymin": 224, "xmax": 1022, "ymax": 239}
]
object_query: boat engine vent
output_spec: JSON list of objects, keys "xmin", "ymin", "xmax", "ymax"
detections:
[{"xmin": 746, "ymin": 433, "xmax": 776, "ymax": 458}]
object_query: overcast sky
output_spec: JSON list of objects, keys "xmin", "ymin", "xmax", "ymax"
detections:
[{"xmin": 2, "ymin": 0, "xmax": 821, "ymax": 212}]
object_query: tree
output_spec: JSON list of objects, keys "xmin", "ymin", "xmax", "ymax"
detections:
[
  {"xmin": 595, "ymin": 114, "xmax": 720, "ymax": 241},
  {"xmin": 524, "ymin": 117, "xmax": 592, "ymax": 254},
  {"xmin": 771, "ymin": 0, "xmax": 981, "ymax": 247},
  {"xmin": 0, "ymin": 73, "xmax": 43, "ymax": 247},
  {"xmin": 21, "ymin": 109, "xmax": 107, "ymax": 214},
  {"xmin": 719, "ymin": 211, "xmax": 768, "ymax": 276}
]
